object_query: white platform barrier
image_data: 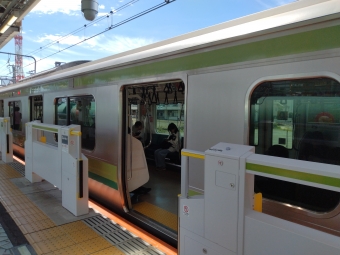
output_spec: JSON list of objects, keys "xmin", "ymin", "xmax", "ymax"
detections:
[
  {"xmin": 0, "ymin": 117, "xmax": 13, "ymax": 163},
  {"xmin": 179, "ymin": 143, "xmax": 340, "ymax": 255},
  {"xmin": 25, "ymin": 121, "xmax": 89, "ymax": 216}
]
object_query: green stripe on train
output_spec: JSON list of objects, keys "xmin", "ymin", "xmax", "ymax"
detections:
[
  {"xmin": 74, "ymin": 25, "xmax": 340, "ymax": 87},
  {"xmin": 89, "ymin": 172, "xmax": 118, "ymax": 190},
  {"xmin": 88, "ymin": 158, "xmax": 118, "ymax": 190},
  {"xmin": 246, "ymin": 163, "xmax": 340, "ymax": 188}
]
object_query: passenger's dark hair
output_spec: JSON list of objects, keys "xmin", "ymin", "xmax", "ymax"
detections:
[
  {"xmin": 265, "ymin": 145, "xmax": 289, "ymax": 158},
  {"xmin": 135, "ymin": 121, "xmax": 142, "ymax": 128},
  {"xmin": 168, "ymin": 123, "xmax": 178, "ymax": 133}
]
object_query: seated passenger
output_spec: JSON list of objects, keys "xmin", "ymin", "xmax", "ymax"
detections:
[
  {"xmin": 154, "ymin": 123, "xmax": 180, "ymax": 171},
  {"xmin": 132, "ymin": 121, "xmax": 143, "ymax": 140},
  {"xmin": 266, "ymin": 144, "xmax": 289, "ymax": 158}
]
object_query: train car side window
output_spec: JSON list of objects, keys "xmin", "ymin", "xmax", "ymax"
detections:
[
  {"xmin": 55, "ymin": 96, "xmax": 95, "ymax": 150},
  {"xmin": 30, "ymin": 95, "xmax": 43, "ymax": 121},
  {"xmin": 9, "ymin": 101, "xmax": 22, "ymax": 131},
  {"xmin": 271, "ymin": 99, "xmax": 293, "ymax": 149},
  {"xmin": 156, "ymin": 103, "xmax": 185, "ymax": 136},
  {"xmin": 0, "ymin": 100, "xmax": 4, "ymax": 117},
  {"xmin": 70, "ymin": 96, "xmax": 95, "ymax": 150},
  {"xmin": 55, "ymin": 97, "xmax": 68, "ymax": 126},
  {"xmin": 250, "ymin": 78, "xmax": 340, "ymax": 212}
]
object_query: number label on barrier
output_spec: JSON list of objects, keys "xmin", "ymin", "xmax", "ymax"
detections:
[{"xmin": 62, "ymin": 135, "xmax": 68, "ymax": 152}]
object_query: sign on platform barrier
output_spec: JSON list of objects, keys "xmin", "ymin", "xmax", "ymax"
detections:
[
  {"xmin": 0, "ymin": 117, "xmax": 13, "ymax": 163},
  {"xmin": 25, "ymin": 121, "xmax": 89, "ymax": 216}
]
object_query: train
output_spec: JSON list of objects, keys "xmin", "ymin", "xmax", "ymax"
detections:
[{"xmin": 1, "ymin": 0, "xmax": 340, "ymax": 247}]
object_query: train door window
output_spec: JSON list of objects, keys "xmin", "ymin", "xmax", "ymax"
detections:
[
  {"xmin": 69, "ymin": 96, "xmax": 96, "ymax": 150},
  {"xmin": 55, "ymin": 96, "xmax": 95, "ymax": 150},
  {"xmin": 0, "ymin": 100, "xmax": 4, "ymax": 117},
  {"xmin": 9, "ymin": 101, "xmax": 22, "ymax": 131},
  {"xmin": 55, "ymin": 97, "xmax": 68, "ymax": 126},
  {"xmin": 30, "ymin": 95, "xmax": 43, "ymax": 121},
  {"xmin": 250, "ymin": 78, "xmax": 340, "ymax": 212}
]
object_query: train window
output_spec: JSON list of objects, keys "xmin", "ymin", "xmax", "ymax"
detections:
[
  {"xmin": 30, "ymin": 95, "xmax": 43, "ymax": 121},
  {"xmin": 0, "ymin": 100, "xmax": 4, "ymax": 117},
  {"xmin": 271, "ymin": 99, "xmax": 293, "ymax": 149},
  {"xmin": 156, "ymin": 103, "xmax": 185, "ymax": 136},
  {"xmin": 55, "ymin": 97, "xmax": 68, "ymax": 126},
  {"xmin": 250, "ymin": 78, "xmax": 340, "ymax": 212},
  {"xmin": 55, "ymin": 96, "xmax": 95, "ymax": 150},
  {"xmin": 9, "ymin": 101, "xmax": 22, "ymax": 131},
  {"xmin": 70, "ymin": 96, "xmax": 95, "ymax": 150}
]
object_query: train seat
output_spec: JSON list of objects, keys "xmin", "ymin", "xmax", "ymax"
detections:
[
  {"xmin": 144, "ymin": 134, "xmax": 168, "ymax": 158},
  {"xmin": 144, "ymin": 134, "xmax": 184, "ymax": 165},
  {"xmin": 126, "ymin": 136, "xmax": 149, "ymax": 192}
]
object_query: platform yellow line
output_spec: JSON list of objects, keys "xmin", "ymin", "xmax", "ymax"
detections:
[{"xmin": 133, "ymin": 201, "xmax": 178, "ymax": 232}]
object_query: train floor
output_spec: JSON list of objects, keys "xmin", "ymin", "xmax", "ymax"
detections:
[
  {"xmin": 130, "ymin": 163, "xmax": 180, "ymax": 233},
  {"xmin": 0, "ymin": 158, "xmax": 177, "ymax": 255}
]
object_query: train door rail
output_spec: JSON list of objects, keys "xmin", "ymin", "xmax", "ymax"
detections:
[
  {"xmin": 25, "ymin": 121, "xmax": 89, "ymax": 216},
  {"xmin": 179, "ymin": 143, "xmax": 340, "ymax": 255},
  {"xmin": 0, "ymin": 117, "xmax": 13, "ymax": 163}
]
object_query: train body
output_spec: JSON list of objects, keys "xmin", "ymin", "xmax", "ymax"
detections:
[{"xmin": 1, "ymin": 0, "xmax": 340, "ymax": 247}]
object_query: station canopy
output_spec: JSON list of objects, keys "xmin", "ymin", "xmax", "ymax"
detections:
[{"xmin": 0, "ymin": 0, "xmax": 41, "ymax": 49}]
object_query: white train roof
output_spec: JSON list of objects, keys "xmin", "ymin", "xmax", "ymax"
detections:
[{"xmin": 2, "ymin": 0, "xmax": 340, "ymax": 92}]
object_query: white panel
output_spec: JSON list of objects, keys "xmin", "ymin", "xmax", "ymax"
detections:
[
  {"xmin": 204, "ymin": 155, "xmax": 238, "ymax": 252},
  {"xmin": 216, "ymin": 171, "xmax": 236, "ymax": 190},
  {"xmin": 180, "ymin": 228, "xmax": 234, "ymax": 255},
  {"xmin": 179, "ymin": 196, "xmax": 205, "ymax": 237},
  {"xmin": 244, "ymin": 211, "xmax": 340, "ymax": 255},
  {"xmin": 32, "ymin": 142, "xmax": 61, "ymax": 188},
  {"xmin": 184, "ymin": 236, "xmax": 225, "ymax": 255}
]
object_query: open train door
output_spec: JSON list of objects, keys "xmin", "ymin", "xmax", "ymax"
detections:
[{"xmin": 121, "ymin": 82, "xmax": 185, "ymax": 246}]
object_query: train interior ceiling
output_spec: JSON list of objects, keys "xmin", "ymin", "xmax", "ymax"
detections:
[{"xmin": 124, "ymin": 80, "xmax": 185, "ymax": 234}]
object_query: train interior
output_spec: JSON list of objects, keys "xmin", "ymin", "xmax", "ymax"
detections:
[
  {"xmin": 123, "ymin": 81, "xmax": 185, "ymax": 236},
  {"xmin": 249, "ymin": 77, "xmax": 340, "ymax": 235}
]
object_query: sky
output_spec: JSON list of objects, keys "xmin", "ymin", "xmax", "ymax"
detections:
[{"xmin": 0, "ymin": 0, "xmax": 295, "ymax": 78}]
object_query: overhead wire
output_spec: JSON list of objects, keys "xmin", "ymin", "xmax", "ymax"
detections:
[
  {"xmin": 20, "ymin": 0, "xmax": 175, "ymax": 72},
  {"xmin": 26, "ymin": 0, "xmax": 140, "ymax": 56},
  {"xmin": 2, "ymin": 0, "xmax": 175, "ymax": 77},
  {"xmin": 0, "ymin": 0, "xmax": 139, "ymax": 76}
]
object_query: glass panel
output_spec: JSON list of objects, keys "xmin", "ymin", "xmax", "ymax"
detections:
[
  {"xmin": 9, "ymin": 101, "xmax": 22, "ymax": 131},
  {"xmin": 272, "ymin": 99, "xmax": 293, "ymax": 149},
  {"xmin": 31, "ymin": 96, "xmax": 43, "ymax": 121},
  {"xmin": 156, "ymin": 103, "xmax": 185, "ymax": 136},
  {"xmin": 55, "ymin": 98, "xmax": 68, "ymax": 125},
  {"xmin": 70, "ymin": 96, "xmax": 95, "ymax": 150},
  {"xmin": 250, "ymin": 78, "xmax": 340, "ymax": 212},
  {"xmin": 0, "ymin": 100, "xmax": 4, "ymax": 117}
]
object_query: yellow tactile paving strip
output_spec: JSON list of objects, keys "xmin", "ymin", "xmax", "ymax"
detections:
[
  {"xmin": 0, "ymin": 164, "xmax": 127, "ymax": 254},
  {"xmin": 133, "ymin": 201, "xmax": 178, "ymax": 231}
]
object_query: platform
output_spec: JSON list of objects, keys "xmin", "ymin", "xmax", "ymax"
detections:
[{"xmin": 0, "ymin": 158, "xmax": 176, "ymax": 255}]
